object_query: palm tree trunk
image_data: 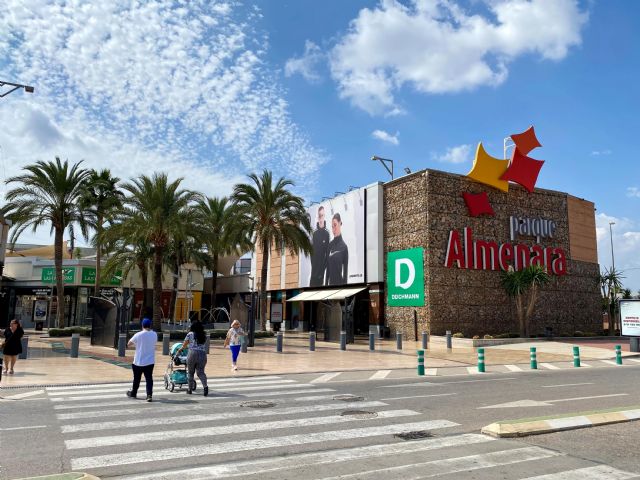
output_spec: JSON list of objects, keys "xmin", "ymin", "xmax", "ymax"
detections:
[
  {"xmin": 94, "ymin": 218, "xmax": 103, "ymax": 297},
  {"xmin": 210, "ymin": 254, "xmax": 219, "ymax": 311},
  {"xmin": 54, "ymin": 227, "xmax": 65, "ymax": 328},
  {"xmin": 152, "ymin": 248, "xmax": 164, "ymax": 331},
  {"xmin": 524, "ymin": 285, "xmax": 538, "ymax": 338},
  {"xmin": 137, "ymin": 259, "xmax": 148, "ymax": 318},
  {"xmin": 516, "ymin": 295, "xmax": 525, "ymax": 337},
  {"xmin": 169, "ymin": 257, "xmax": 179, "ymax": 322},
  {"xmin": 260, "ymin": 238, "xmax": 269, "ymax": 330}
]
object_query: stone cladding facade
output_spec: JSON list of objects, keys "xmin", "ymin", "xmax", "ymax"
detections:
[{"xmin": 384, "ymin": 169, "xmax": 601, "ymax": 338}]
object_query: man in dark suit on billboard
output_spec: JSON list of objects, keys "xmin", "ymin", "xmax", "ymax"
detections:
[
  {"xmin": 325, "ymin": 212, "xmax": 348, "ymax": 285},
  {"xmin": 310, "ymin": 206, "xmax": 330, "ymax": 287}
]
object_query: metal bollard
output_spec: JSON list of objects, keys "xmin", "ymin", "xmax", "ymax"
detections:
[
  {"xmin": 616, "ymin": 345, "xmax": 622, "ymax": 365},
  {"xmin": 19, "ymin": 336, "xmax": 29, "ymax": 359},
  {"xmin": 162, "ymin": 333, "xmax": 170, "ymax": 355},
  {"xmin": 417, "ymin": 349, "xmax": 425, "ymax": 376},
  {"xmin": 276, "ymin": 331, "xmax": 283, "ymax": 353},
  {"xmin": 631, "ymin": 337, "xmax": 640, "ymax": 353},
  {"xmin": 477, "ymin": 347, "xmax": 485, "ymax": 373},
  {"xmin": 369, "ymin": 332, "xmax": 375, "ymax": 351},
  {"xmin": 530, "ymin": 346, "xmax": 538, "ymax": 369},
  {"xmin": 422, "ymin": 331, "xmax": 428, "ymax": 350},
  {"xmin": 309, "ymin": 331, "xmax": 316, "ymax": 351},
  {"xmin": 340, "ymin": 331, "xmax": 347, "ymax": 351},
  {"xmin": 396, "ymin": 332, "xmax": 403, "ymax": 350},
  {"xmin": 573, "ymin": 345, "xmax": 581, "ymax": 367},
  {"xmin": 446, "ymin": 330, "xmax": 452, "ymax": 350},
  {"xmin": 118, "ymin": 333, "xmax": 126, "ymax": 357},
  {"xmin": 70, "ymin": 333, "xmax": 80, "ymax": 358},
  {"xmin": 241, "ymin": 334, "xmax": 247, "ymax": 353}
]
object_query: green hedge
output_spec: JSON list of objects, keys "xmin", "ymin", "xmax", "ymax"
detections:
[{"xmin": 48, "ymin": 327, "xmax": 92, "ymax": 337}]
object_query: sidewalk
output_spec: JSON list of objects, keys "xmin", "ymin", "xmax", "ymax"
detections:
[{"xmin": 0, "ymin": 332, "xmax": 631, "ymax": 388}]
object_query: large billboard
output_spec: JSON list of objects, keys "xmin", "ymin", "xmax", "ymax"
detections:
[
  {"xmin": 299, "ymin": 188, "xmax": 365, "ymax": 288},
  {"xmin": 620, "ymin": 300, "xmax": 640, "ymax": 337}
]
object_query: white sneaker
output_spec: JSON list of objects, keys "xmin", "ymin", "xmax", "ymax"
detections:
[{"xmin": 233, "ymin": 365, "xmax": 238, "ymax": 370}]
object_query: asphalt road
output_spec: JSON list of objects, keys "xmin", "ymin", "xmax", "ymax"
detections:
[{"xmin": 2, "ymin": 365, "xmax": 640, "ymax": 479}]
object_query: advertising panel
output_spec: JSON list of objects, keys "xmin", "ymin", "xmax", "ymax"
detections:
[
  {"xmin": 620, "ymin": 300, "xmax": 640, "ymax": 336},
  {"xmin": 387, "ymin": 248, "xmax": 425, "ymax": 307},
  {"xmin": 270, "ymin": 303, "xmax": 283, "ymax": 323},
  {"xmin": 299, "ymin": 188, "xmax": 365, "ymax": 288},
  {"xmin": 33, "ymin": 299, "xmax": 48, "ymax": 323}
]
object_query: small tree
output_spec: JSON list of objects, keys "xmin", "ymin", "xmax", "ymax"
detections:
[
  {"xmin": 501, "ymin": 265, "xmax": 551, "ymax": 337},
  {"xmin": 598, "ymin": 268, "xmax": 624, "ymax": 335}
]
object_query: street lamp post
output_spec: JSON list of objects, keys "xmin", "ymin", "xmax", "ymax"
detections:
[
  {"xmin": 609, "ymin": 221, "xmax": 616, "ymax": 272},
  {"xmin": 0, "ymin": 80, "xmax": 35, "ymax": 98},
  {"xmin": 371, "ymin": 156, "xmax": 394, "ymax": 180}
]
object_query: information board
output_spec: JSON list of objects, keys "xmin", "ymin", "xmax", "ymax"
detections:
[{"xmin": 620, "ymin": 300, "xmax": 640, "ymax": 336}]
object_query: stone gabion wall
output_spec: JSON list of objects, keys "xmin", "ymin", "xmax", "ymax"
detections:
[{"xmin": 384, "ymin": 168, "xmax": 602, "ymax": 338}]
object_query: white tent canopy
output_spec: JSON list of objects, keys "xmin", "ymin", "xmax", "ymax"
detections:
[{"xmin": 287, "ymin": 287, "xmax": 367, "ymax": 302}]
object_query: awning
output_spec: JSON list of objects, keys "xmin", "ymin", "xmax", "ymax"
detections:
[{"xmin": 287, "ymin": 286, "xmax": 367, "ymax": 302}]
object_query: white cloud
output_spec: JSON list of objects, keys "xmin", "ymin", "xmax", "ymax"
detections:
[
  {"xmin": 329, "ymin": 0, "xmax": 589, "ymax": 115},
  {"xmin": 591, "ymin": 150, "xmax": 612, "ymax": 156},
  {"xmin": 434, "ymin": 144, "xmax": 473, "ymax": 164},
  {"xmin": 371, "ymin": 129, "xmax": 399, "ymax": 145},
  {"xmin": 0, "ymin": 1, "xmax": 326, "ymax": 222},
  {"xmin": 627, "ymin": 187, "xmax": 640, "ymax": 198},
  {"xmin": 285, "ymin": 40, "xmax": 325, "ymax": 83},
  {"xmin": 596, "ymin": 213, "xmax": 640, "ymax": 291}
]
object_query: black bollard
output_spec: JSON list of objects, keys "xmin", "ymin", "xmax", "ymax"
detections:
[
  {"xmin": 369, "ymin": 332, "xmax": 375, "ymax": 351},
  {"xmin": 276, "ymin": 331, "xmax": 283, "ymax": 353},
  {"xmin": 396, "ymin": 332, "xmax": 403, "ymax": 350},
  {"xmin": 340, "ymin": 331, "xmax": 347, "ymax": 351},
  {"xmin": 422, "ymin": 331, "xmax": 428, "ymax": 350},
  {"xmin": 70, "ymin": 333, "xmax": 80, "ymax": 358},
  {"xmin": 19, "ymin": 336, "xmax": 28, "ymax": 360},
  {"xmin": 309, "ymin": 331, "xmax": 316, "ymax": 351},
  {"xmin": 162, "ymin": 333, "xmax": 170, "ymax": 356},
  {"xmin": 118, "ymin": 333, "xmax": 126, "ymax": 357}
]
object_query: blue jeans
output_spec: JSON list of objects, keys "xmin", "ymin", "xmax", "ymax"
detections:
[{"xmin": 230, "ymin": 344, "xmax": 241, "ymax": 363}]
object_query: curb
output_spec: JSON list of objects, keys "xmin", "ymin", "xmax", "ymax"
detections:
[
  {"xmin": 481, "ymin": 406, "xmax": 640, "ymax": 438},
  {"xmin": 16, "ymin": 473, "xmax": 100, "ymax": 480}
]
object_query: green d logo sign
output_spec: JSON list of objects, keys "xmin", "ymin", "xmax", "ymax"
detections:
[{"xmin": 387, "ymin": 247, "xmax": 425, "ymax": 307}]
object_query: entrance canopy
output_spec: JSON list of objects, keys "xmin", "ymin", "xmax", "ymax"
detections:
[{"xmin": 287, "ymin": 287, "xmax": 367, "ymax": 302}]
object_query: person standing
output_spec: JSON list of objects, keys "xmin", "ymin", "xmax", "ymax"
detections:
[
  {"xmin": 176, "ymin": 320, "xmax": 209, "ymax": 396},
  {"xmin": 325, "ymin": 213, "xmax": 349, "ymax": 285},
  {"xmin": 309, "ymin": 206, "xmax": 330, "ymax": 287},
  {"xmin": 127, "ymin": 317, "xmax": 157, "ymax": 402},
  {"xmin": 224, "ymin": 320, "xmax": 245, "ymax": 371},
  {"xmin": 2, "ymin": 319, "xmax": 24, "ymax": 375}
]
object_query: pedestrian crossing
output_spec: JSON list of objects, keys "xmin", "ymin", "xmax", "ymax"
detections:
[{"xmin": 46, "ymin": 374, "xmax": 639, "ymax": 479}]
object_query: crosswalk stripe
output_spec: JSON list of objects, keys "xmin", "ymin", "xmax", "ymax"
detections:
[
  {"xmin": 52, "ymin": 388, "xmax": 337, "ymax": 410},
  {"xmin": 540, "ymin": 363, "xmax": 561, "ymax": 370},
  {"xmin": 311, "ymin": 372, "xmax": 342, "ymax": 383},
  {"xmin": 111, "ymin": 433, "xmax": 494, "ymax": 480},
  {"xmin": 466, "ymin": 366, "xmax": 481, "ymax": 375},
  {"xmin": 521, "ymin": 465, "xmax": 638, "ymax": 479},
  {"xmin": 425, "ymin": 368, "xmax": 438, "ymax": 376},
  {"xmin": 601, "ymin": 360, "xmax": 621, "ymax": 366},
  {"xmin": 504, "ymin": 364, "xmax": 523, "ymax": 372},
  {"xmin": 70, "ymin": 420, "xmax": 459, "ymax": 470},
  {"xmin": 45, "ymin": 376, "xmax": 283, "ymax": 391},
  {"xmin": 51, "ymin": 383, "xmax": 318, "ymax": 402},
  {"xmin": 60, "ymin": 401, "xmax": 388, "ymax": 433},
  {"xmin": 625, "ymin": 358, "xmax": 640, "ymax": 363},
  {"xmin": 66, "ymin": 409, "xmax": 419, "ymax": 449},
  {"xmin": 315, "ymin": 446, "xmax": 562, "ymax": 480},
  {"xmin": 368, "ymin": 370, "xmax": 391, "ymax": 380},
  {"xmin": 580, "ymin": 362, "xmax": 592, "ymax": 368},
  {"xmin": 1, "ymin": 390, "xmax": 45, "ymax": 400},
  {"xmin": 47, "ymin": 379, "xmax": 295, "ymax": 396}
]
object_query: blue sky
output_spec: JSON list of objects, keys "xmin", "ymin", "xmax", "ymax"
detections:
[{"xmin": 1, "ymin": 0, "xmax": 639, "ymax": 289}]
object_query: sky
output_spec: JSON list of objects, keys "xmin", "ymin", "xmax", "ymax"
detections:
[{"xmin": 1, "ymin": 0, "xmax": 639, "ymax": 290}]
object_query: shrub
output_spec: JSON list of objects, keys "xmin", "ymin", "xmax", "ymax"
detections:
[
  {"xmin": 452, "ymin": 332, "xmax": 464, "ymax": 338},
  {"xmin": 48, "ymin": 326, "xmax": 92, "ymax": 337},
  {"xmin": 583, "ymin": 332, "xmax": 599, "ymax": 337},
  {"xmin": 472, "ymin": 335, "xmax": 480, "ymax": 340},
  {"xmin": 483, "ymin": 334, "xmax": 494, "ymax": 339},
  {"xmin": 573, "ymin": 331, "xmax": 584, "ymax": 337},
  {"xmin": 559, "ymin": 332, "xmax": 571, "ymax": 337},
  {"xmin": 494, "ymin": 333, "xmax": 511, "ymax": 339}
]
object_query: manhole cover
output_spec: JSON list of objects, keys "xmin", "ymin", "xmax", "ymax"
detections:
[
  {"xmin": 340, "ymin": 410, "xmax": 378, "ymax": 419},
  {"xmin": 240, "ymin": 400, "xmax": 276, "ymax": 408},
  {"xmin": 394, "ymin": 431, "xmax": 435, "ymax": 440},
  {"xmin": 333, "ymin": 394, "xmax": 364, "ymax": 402}
]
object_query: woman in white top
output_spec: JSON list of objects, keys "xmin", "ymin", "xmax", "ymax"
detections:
[{"xmin": 224, "ymin": 320, "xmax": 245, "ymax": 371}]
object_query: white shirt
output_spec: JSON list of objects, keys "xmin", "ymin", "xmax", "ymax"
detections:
[{"xmin": 130, "ymin": 329, "xmax": 157, "ymax": 366}]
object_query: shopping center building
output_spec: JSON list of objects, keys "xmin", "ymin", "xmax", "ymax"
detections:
[{"xmin": 256, "ymin": 128, "xmax": 602, "ymax": 339}]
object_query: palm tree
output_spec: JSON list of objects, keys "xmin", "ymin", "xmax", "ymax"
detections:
[
  {"xmin": 105, "ymin": 173, "xmax": 199, "ymax": 330},
  {"xmin": 598, "ymin": 267, "xmax": 624, "ymax": 335},
  {"xmin": 2, "ymin": 158, "xmax": 90, "ymax": 328},
  {"xmin": 501, "ymin": 265, "xmax": 551, "ymax": 337},
  {"xmin": 196, "ymin": 196, "xmax": 251, "ymax": 311},
  {"xmin": 80, "ymin": 169, "xmax": 124, "ymax": 296},
  {"xmin": 232, "ymin": 170, "xmax": 312, "ymax": 330}
]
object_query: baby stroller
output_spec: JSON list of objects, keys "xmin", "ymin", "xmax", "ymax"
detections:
[{"xmin": 163, "ymin": 343, "xmax": 196, "ymax": 392}]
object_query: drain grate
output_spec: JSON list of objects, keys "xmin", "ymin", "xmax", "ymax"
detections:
[
  {"xmin": 394, "ymin": 430, "xmax": 435, "ymax": 440},
  {"xmin": 240, "ymin": 400, "xmax": 276, "ymax": 409},
  {"xmin": 340, "ymin": 410, "xmax": 378, "ymax": 419},
  {"xmin": 333, "ymin": 394, "xmax": 364, "ymax": 402}
]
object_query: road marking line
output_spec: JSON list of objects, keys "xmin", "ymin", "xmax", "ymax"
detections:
[
  {"xmin": 425, "ymin": 368, "xmax": 438, "ymax": 376},
  {"xmin": 110, "ymin": 433, "xmax": 494, "ymax": 480},
  {"xmin": 45, "ymin": 376, "xmax": 283, "ymax": 391},
  {"xmin": 466, "ymin": 367, "xmax": 482, "ymax": 375},
  {"xmin": 540, "ymin": 363, "xmax": 561, "ymax": 370},
  {"xmin": 541, "ymin": 383, "xmax": 594, "ymax": 388},
  {"xmin": 580, "ymin": 362, "xmax": 592, "ymax": 368},
  {"xmin": 0, "ymin": 425, "xmax": 47, "ymax": 431},
  {"xmin": 70, "ymin": 420, "xmax": 459, "ymax": 470},
  {"xmin": 548, "ymin": 393, "xmax": 628, "ymax": 403},
  {"xmin": 310, "ymin": 372, "xmax": 342, "ymax": 383},
  {"xmin": 504, "ymin": 364, "xmax": 523, "ymax": 372},
  {"xmin": 434, "ymin": 377, "xmax": 516, "ymax": 385},
  {"xmin": 66, "ymin": 409, "xmax": 420, "ymax": 449},
  {"xmin": 368, "ymin": 370, "xmax": 391, "ymax": 380},
  {"xmin": 625, "ymin": 358, "xmax": 640, "ymax": 363},
  {"xmin": 1, "ymin": 390, "xmax": 45, "ymax": 400},
  {"xmin": 601, "ymin": 360, "xmax": 623, "ymax": 366},
  {"xmin": 60, "ymin": 401, "xmax": 388, "ymax": 433},
  {"xmin": 520, "ymin": 464, "xmax": 638, "ymax": 479},
  {"xmin": 380, "ymin": 393, "xmax": 457, "ymax": 401},
  {"xmin": 314, "ymin": 446, "xmax": 562, "ymax": 480}
]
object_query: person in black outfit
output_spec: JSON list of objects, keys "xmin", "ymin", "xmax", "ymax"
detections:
[
  {"xmin": 2, "ymin": 319, "xmax": 24, "ymax": 375},
  {"xmin": 325, "ymin": 213, "xmax": 349, "ymax": 285},
  {"xmin": 309, "ymin": 206, "xmax": 330, "ymax": 287}
]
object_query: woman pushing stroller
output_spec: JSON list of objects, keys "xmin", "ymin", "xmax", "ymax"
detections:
[{"xmin": 176, "ymin": 321, "xmax": 208, "ymax": 396}]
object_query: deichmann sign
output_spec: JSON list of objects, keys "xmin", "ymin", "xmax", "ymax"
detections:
[
  {"xmin": 81, "ymin": 267, "xmax": 122, "ymax": 286},
  {"xmin": 41, "ymin": 267, "xmax": 75, "ymax": 284},
  {"xmin": 387, "ymin": 247, "xmax": 425, "ymax": 307},
  {"xmin": 444, "ymin": 227, "xmax": 567, "ymax": 275}
]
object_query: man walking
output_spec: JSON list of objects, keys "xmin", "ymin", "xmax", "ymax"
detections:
[{"xmin": 127, "ymin": 317, "xmax": 157, "ymax": 402}]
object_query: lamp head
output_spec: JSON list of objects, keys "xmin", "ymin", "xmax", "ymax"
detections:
[{"xmin": 24, "ymin": 85, "xmax": 34, "ymax": 93}]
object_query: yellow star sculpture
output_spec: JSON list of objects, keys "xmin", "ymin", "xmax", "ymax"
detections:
[{"xmin": 466, "ymin": 142, "xmax": 509, "ymax": 192}]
